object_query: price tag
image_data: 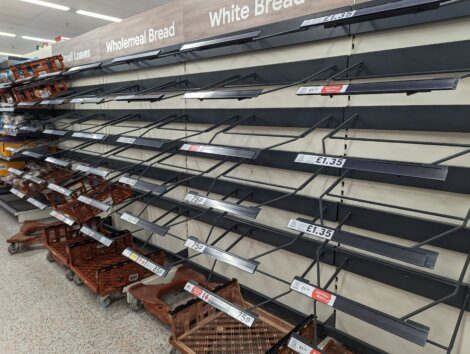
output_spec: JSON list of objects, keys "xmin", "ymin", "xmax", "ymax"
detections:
[
  {"xmin": 45, "ymin": 157, "xmax": 70, "ymax": 167},
  {"xmin": 80, "ymin": 226, "xmax": 113, "ymax": 247},
  {"xmin": 77, "ymin": 195, "xmax": 111, "ymax": 212},
  {"xmin": 287, "ymin": 335, "xmax": 321, "ymax": 354},
  {"xmin": 184, "ymin": 281, "xmax": 257, "ymax": 327},
  {"xmin": 3, "ymin": 124, "xmax": 17, "ymax": 130},
  {"xmin": 43, "ymin": 129, "xmax": 67, "ymax": 136},
  {"xmin": 8, "ymin": 168, "xmax": 23, "ymax": 176},
  {"xmin": 290, "ymin": 278, "xmax": 337, "ymax": 306},
  {"xmin": 20, "ymin": 126, "xmax": 39, "ymax": 132},
  {"xmin": 27, "ymin": 198, "xmax": 47, "ymax": 210},
  {"xmin": 184, "ymin": 238, "xmax": 207, "ymax": 253},
  {"xmin": 122, "ymin": 248, "xmax": 167, "ymax": 277},
  {"xmin": 295, "ymin": 154, "xmax": 346, "ymax": 168},
  {"xmin": 119, "ymin": 176, "xmax": 137, "ymax": 186},
  {"xmin": 48, "ymin": 183, "xmax": 73, "ymax": 196},
  {"xmin": 50, "ymin": 211, "xmax": 75, "ymax": 226},
  {"xmin": 287, "ymin": 219, "xmax": 335, "ymax": 241},
  {"xmin": 184, "ymin": 193, "xmax": 207, "ymax": 205},
  {"xmin": 22, "ymin": 151, "xmax": 43, "ymax": 159},
  {"xmin": 117, "ymin": 137, "xmax": 136, "ymax": 144},
  {"xmin": 24, "ymin": 174, "xmax": 45, "ymax": 185},
  {"xmin": 72, "ymin": 132, "xmax": 105, "ymax": 140},
  {"xmin": 301, "ymin": 10, "xmax": 357, "ymax": 27},
  {"xmin": 75, "ymin": 165, "xmax": 109, "ymax": 177},
  {"xmin": 10, "ymin": 188, "xmax": 26, "ymax": 199},
  {"xmin": 180, "ymin": 144, "xmax": 202, "ymax": 152},
  {"xmin": 121, "ymin": 212, "xmax": 140, "ymax": 225}
]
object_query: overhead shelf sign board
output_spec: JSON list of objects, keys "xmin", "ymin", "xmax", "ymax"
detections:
[
  {"xmin": 52, "ymin": 0, "xmax": 359, "ymax": 66},
  {"xmin": 301, "ymin": 0, "xmax": 442, "ymax": 29}
]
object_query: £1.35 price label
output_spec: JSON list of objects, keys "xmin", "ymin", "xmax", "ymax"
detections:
[
  {"xmin": 287, "ymin": 219, "xmax": 335, "ymax": 241},
  {"xmin": 287, "ymin": 335, "xmax": 321, "ymax": 354},
  {"xmin": 295, "ymin": 154, "xmax": 346, "ymax": 168}
]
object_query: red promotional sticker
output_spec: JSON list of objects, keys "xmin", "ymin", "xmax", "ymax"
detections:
[
  {"xmin": 191, "ymin": 286, "xmax": 203, "ymax": 297},
  {"xmin": 312, "ymin": 288, "xmax": 334, "ymax": 305},
  {"xmin": 188, "ymin": 145, "xmax": 202, "ymax": 152},
  {"xmin": 321, "ymin": 85, "xmax": 346, "ymax": 94}
]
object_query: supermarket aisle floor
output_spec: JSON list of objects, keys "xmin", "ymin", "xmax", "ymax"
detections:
[{"xmin": 0, "ymin": 208, "xmax": 172, "ymax": 354}]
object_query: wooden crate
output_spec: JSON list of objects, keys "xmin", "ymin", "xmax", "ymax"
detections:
[{"xmin": 169, "ymin": 280, "xmax": 294, "ymax": 354}]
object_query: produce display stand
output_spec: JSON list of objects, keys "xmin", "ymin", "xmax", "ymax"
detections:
[
  {"xmin": 66, "ymin": 230, "xmax": 165, "ymax": 307},
  {"xmin": 169, "ymin": 280, "xmax": 293, "ymax": 354},
  {"xmin": 128, "ymin": 266, "xmax": 213, "ymax": 324}
]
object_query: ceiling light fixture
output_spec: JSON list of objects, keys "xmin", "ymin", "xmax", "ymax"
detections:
[
  {"xmin": 22, "ymin": 35, "xmax": 56, "ymax": 44},
  {"xmin": 20, "ymin": 0, "xmax": 70, "ymax": 11},
  {"xmin": 0, "ymin": 52, "xmax": 25, "ymax": 57},
  {"xmin": 0, "ymin": 32, "xmax": 16, "ymax": 38},
  {"xmin": 76, "ymin": 9, "xmax": 122, "ymax": 22}
]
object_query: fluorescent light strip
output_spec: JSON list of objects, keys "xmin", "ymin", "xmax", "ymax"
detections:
[
  {"xmin": 0, "ymin": 52, "xmax": 24, "ymax": 57},
  {"xmin": 0, "ymin": 32, "xmax": 16, "ymax": 38},
  {"xmin": 76, "ymin": 10, "xmax": 122, "ymax": 22},
  {"xmin": 22, "ymin": 35, "xmax": 55, "ymax": 44},
  {"xmin": 20, "ymin": 0, "xmax": 70, "ymax": 11}
]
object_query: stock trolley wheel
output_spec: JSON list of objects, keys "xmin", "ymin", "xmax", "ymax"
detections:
[
  {"xmin": 73, "ymin": 274, "xmax": 83, "ymax": 286},
  {"xmin": 98, "ymin": 296, "xmax": 112, "ymax": 308},
  {"xmin": 46, "ymin": 251, "xmax": 54, "ymax": 263},
  {"xmin": 130, "ymin": 297, "xmax": 143, "ymax": 312},
  {"xmin": 65, "ymin": 269, "xmax": 75, "ymax": 281},
  {"xmin": 8, "ymin": 243, "xmax": 20, "ymax": 255}
]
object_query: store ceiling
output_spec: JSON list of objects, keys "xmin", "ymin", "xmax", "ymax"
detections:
[{"xmin": 0, "ymin": 0, "xmax": 171, "ymax": 56}]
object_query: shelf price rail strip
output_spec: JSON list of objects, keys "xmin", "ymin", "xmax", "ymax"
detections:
[
  {"xmin": 182, "ymin": 64, "xmax": 336, "ymax": 101},
  {"xmin": 289, "ymin": 277, "xmax": 429, "ymax": 346},
  {"xmin": 322, "ymin": 113, "xmax": 470, "ymax": 168}
]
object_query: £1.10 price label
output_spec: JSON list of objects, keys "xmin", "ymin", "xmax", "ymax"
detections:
[{"xmin": 290, "ymin": 278, "xmax": 336, "ymax": 306}]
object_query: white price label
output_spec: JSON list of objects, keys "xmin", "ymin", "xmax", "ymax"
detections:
[
  {"xmin": 287, "ymin": 219, "xmax": 335, "ymax": 240},
  {"xmin": 27, "ymin": 198, "xmax": 47, "ymax": 209},
  {"xmin": 121, "ymin": 212, "xmax": 140, "ymax": 225},
  {"xmin": 10, "ymin": 188, "xmax": 25, "ymax": 199},
  {"xmin": 119, "ymin": 177, "xmax": 137, "ymax": 186},
  {"xmin": 288, "ymin": 336, "xmax": 321, "ymax": 354},
  {"xmin": 184, "ymin": 238, "xmax": 207, "ymax": 253},
  {"xmin": 122, "ymin": 248, "xmax": 166, "ymax": 276},
  {"xmin": 48, "ymin": 183, "xmax": 72, "ymax": 196},
  {"xmin": 50, "ymin": 211, "xmax": 75, "ymax": 226},
  {"xmin": 184, "ymin": 193, "xmax": 207, "ymax": 205},
  {"xmin": 80, "ymin": 226, "xmax": 113, "ymax": 247},
  {"xmin": 180, "ymin": 144, "xmax": 202, "ymax": 152},
  {"xmin": 302, "ymin": 10, "xmax": 356, "ymax": 27},
  {"xmin": 8, "ymin": 168, "xmax": 23, "ymax": 176},
  {"xmin": 184, "ymin": 282, "xmax": 256, "ymax": 327},
  {"xmin": 117, "ymin": 137, "xmax": 136, "ymax": 144},
  {"xmin": 72, "ymin": 132, "xmax": 105, "ymax": 140},
  {"xmin": 76, "ymin": 165, "xmax": 90, "ymax": 173},
  {"xmin": 295, "ymin": 154, "xmax": 346, "ymax": 168},
  {"xmin": 290, "ymin": 279, "xmax": 336, "ymax": 306}
]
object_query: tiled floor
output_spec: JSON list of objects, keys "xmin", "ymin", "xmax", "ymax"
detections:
[{"xmin": 0, "ymin": 208, "xmax": 172, "ymax": 354}]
